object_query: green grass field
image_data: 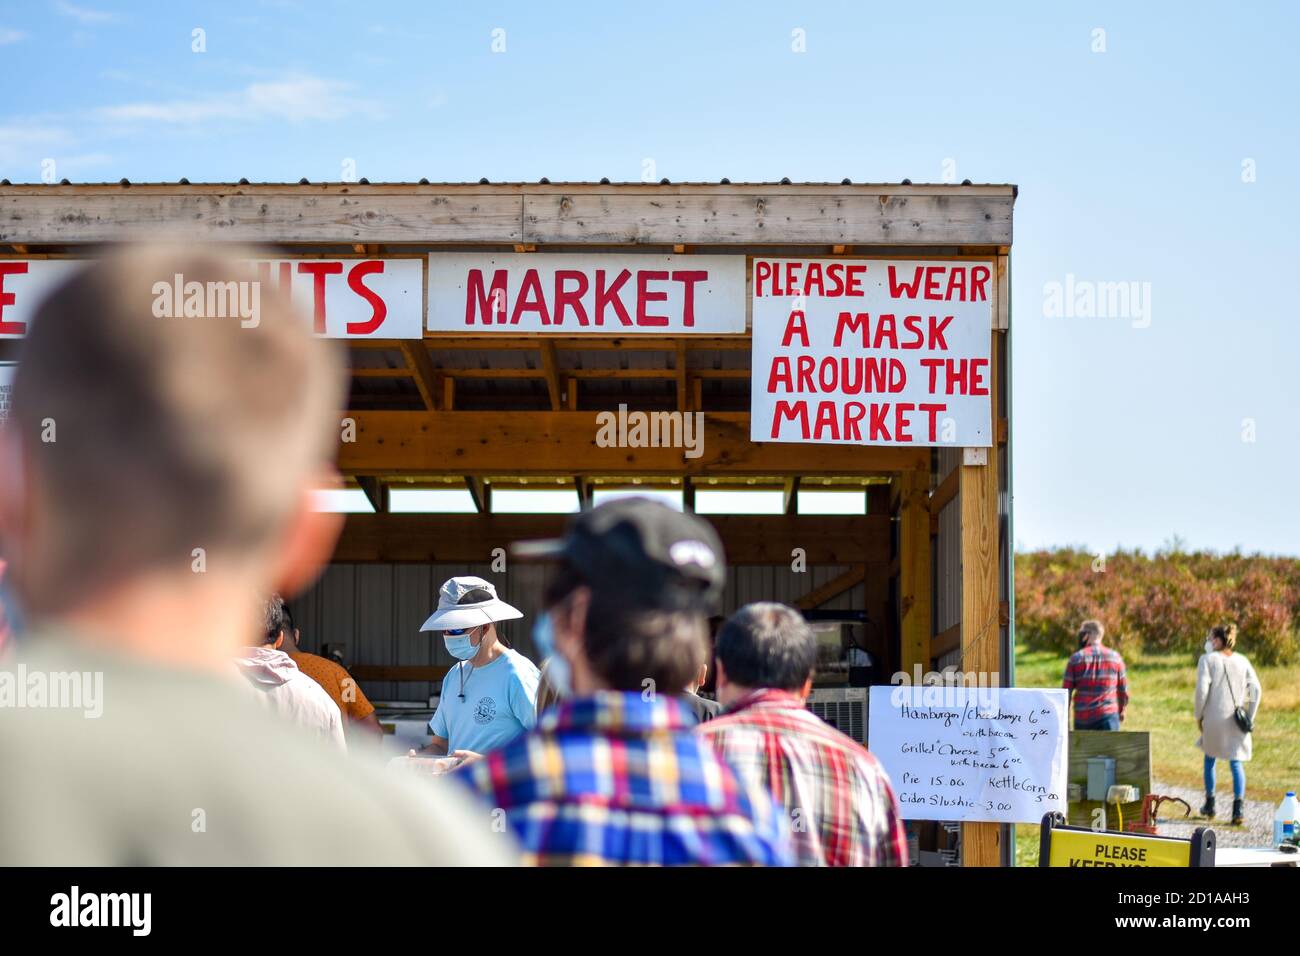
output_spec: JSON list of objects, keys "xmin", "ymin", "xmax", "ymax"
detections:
[{"xmin": 1011, "ymin": 647, "xmax": 1300, "ymax": 866}]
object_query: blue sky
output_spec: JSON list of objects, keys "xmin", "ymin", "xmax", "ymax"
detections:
[{"xmin": 2, "ymin": 1, "xmax": 1297, "ymax": 555}]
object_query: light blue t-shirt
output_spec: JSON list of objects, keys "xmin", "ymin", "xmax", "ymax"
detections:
[{"xmin": 429, "ymin": 647, "xmax": 540, "ymax": 754}]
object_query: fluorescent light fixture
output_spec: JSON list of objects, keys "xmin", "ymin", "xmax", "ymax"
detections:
[
  {"xmin": 491, "ymin": 489, "xmax": 580, "ymax": 514},
  {"xmin": 798, "ymin": 490, "xmax": 866, "ymax": 515},
  {"xmin": 591, "ymin": 489, "xmax": 684, "ymax": 511},
  {"xmin": 310, "ymin": 488, "xmax": 374, "ymax": 513},
  {"xmin": 389, "ymin": 488, "xmax": 478, "ymax": 513},
  {"xmin": 693, "ymin": 490, "xmax": 784, "ymax": 515}
]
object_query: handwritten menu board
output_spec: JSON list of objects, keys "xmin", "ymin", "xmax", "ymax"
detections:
[
  {"xmin": 868, "ymin": 686, "xmax": 1068, "ymax": 824},
  {"xmin": 0, "ymin": 363, "xmax": 14, "ymax": 428}
]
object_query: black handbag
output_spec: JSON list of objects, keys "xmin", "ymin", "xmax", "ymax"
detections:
[{"xmin": 1219, "ymin": 660, "xmax": 1254, "ymax": 734}]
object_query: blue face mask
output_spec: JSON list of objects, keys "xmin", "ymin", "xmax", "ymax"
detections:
[
  {"xmin": 443, "ymin": 629, "xmax": 480, "ymax": 661},
  {"xmin": 533, "ymin": 612, "xmax": 572, "ymax": 697}
]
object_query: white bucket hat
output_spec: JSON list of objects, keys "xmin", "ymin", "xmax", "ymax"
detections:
[{"xmin": 420, "ymin": 576, "xmax": 522, "ymax": 632}]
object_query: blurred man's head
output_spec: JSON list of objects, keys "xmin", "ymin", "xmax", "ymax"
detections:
[
  {"xmin": 262, "ymin": 594, "xmax": 300, "ymax": 650},
  {"xmin": 530, "ymin": 498, "xmax": 725, "ymax": 697},
  {"xmin": 714, "ymin": 602, "xmax": 817, "ymax": 707},
  {"xmin": 1078, "ymin": 620, "xmax": 1105, "ymax": 647},
  {"xmin": 0, "ymin": 246, "xmax": 345, "ymax": 656}
]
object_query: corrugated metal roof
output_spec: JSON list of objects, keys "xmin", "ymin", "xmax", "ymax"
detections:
[{"xmin": 0, "ymin": 178, "xmax": 1012, "ymax": 191}]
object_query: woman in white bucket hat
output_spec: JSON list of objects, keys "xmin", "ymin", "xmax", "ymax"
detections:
[{"xmin": 413, "ymin": 576, "xmax": 539, "ymax": 763}]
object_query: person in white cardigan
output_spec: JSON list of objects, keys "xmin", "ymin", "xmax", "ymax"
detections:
[{"xmin": 1194, "ymin": 623, "xmax": 1262, "ymax": 826}]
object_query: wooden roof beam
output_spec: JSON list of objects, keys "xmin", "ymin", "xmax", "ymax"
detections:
[
  {"xmin": 0, "ymin": 183, "xmax": 1015, "ymax": 245},
  {"xmin": 334, "ymin": 513, "xmax": 891, "ymax": 565},
  {"xmin": 794, "ymin": 564, "xmax": 867, "ymax": 610},
  {"xmin": 399, "ymin": 340, "xmax": 442, "ymax": 411},
  {"xmin": 337, "ymin": 411, "xmax": 928, "ymax": 477}
]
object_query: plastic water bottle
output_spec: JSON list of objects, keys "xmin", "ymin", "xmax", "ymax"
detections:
[{"xmin": 1274, "ymin": 792, "xmax": 1298, "ymax": 846}]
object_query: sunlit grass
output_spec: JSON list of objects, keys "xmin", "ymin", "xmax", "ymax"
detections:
[{"xmin": 1012, "ymin": 646, "xmax": 1300, "ymax": 865}]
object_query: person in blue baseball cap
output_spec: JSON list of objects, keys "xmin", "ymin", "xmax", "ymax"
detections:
[{"xmin": 413, "ymin": 576, "xmax": 539, "ymax": 764}]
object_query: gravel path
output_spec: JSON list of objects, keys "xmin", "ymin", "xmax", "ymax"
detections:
[{"xmin": 1149, "ymin": 779, "xmax": 1277, "ymax": 847}]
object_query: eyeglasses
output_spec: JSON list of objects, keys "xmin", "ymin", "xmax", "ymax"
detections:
[{"xmin": 443, "ymin": 625, "xmax": 481, "ymax": 637}]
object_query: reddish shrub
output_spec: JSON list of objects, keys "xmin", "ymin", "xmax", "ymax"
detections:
[{"xmin": 1015, "ymin": 550, "xmax": 1300, "ymax": 664}]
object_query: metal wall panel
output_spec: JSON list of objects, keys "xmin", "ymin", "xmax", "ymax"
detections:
[{"xmin": 936, "ymin": 500, "xmax": 962, "ymax": 638}]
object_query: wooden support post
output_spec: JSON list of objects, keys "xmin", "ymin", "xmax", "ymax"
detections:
[
  {"xmin": 682, "ymin": 476, "xmax": 694, "ymax": 512},
  {"xmin": 899, "ymin": 468, "xmax": 932, "ymax": 678},
  {"xmin": 464, "ymin": 477, "xmax": 491, "ymax": 513},
  {"xmin": 960, "ymin": 331, "xmax": 1002, "ymax": 868},
  {"xmin": 539, "ymin": 341, "xmax": 563, "ymax": 411},
  {"xmin": 399, "ymin": 340, "xmax": 442, "ymax": 411},
  {"xmin": 356, "ymin": 476, "xmax": 388, "ymax": 513},
  {"xmin": 442, "ymin": 377, "xmax": 455, "ymax": 411},
  {"xmin": 675, "ymin": 341, "xmax": 689, "ymax": 411},
  {"xmin": 782, "ymin": 476, "xmax": 799, "ymax": 515}
]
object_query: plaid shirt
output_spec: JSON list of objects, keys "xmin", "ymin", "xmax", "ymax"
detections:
[
  {"xmin": 1062, "ymin": 644, "xmax": 1128, "ymax": 723},
  {"xmin": 696, "ymin": 689, "xmax": 908, "ymax": 867},
  {"xmin": 464, "ymin": 690, "xmax": 793, "ymax": 866}
]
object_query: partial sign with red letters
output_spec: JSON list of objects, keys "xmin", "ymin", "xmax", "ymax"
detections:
[
  {"xmin": 0, "ymin": 258, "xmax": 423, "ymax": 339},
  {"xmin": 427, "ymin": 253, "xmax": 746, "ymax": 333},
  {"xmin": 750, "ymin": 258, "xmax": 994, "ymax": 447}
]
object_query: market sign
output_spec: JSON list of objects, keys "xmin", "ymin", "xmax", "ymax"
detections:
[
  {"xmin": 427, "ymin": 253, "xmax": 746, "ymax": 333},
  {"xmin": 751, "ymin": 258, "xmax": 994, "ymax": 446},
  {"xmin": 0, "ymin": 258, "xmax": 423, "ymax": 339}
]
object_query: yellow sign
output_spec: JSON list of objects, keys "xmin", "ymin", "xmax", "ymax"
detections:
[{"xmin": 1048, "ymin": 828, "xmax": 1193, "ymax": 868}]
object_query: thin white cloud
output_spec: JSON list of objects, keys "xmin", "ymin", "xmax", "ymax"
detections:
[
  {"xmin": 0, "ymin": 27, "xmax": 26, "ymax": 44},
  {"xmin": 0, "ymin": 122, "xmax": 72, "ymax": 171},
  {"xmin": 52, "ymin": 151, "xmax": 113, "ymax": 174},
  {"xmin": 54, "ymin": 1, "xmax": 115, "ymax": 25},
  {"xmin": 97, "ymin": 75, "xmax": 376, "ymax": 125}
]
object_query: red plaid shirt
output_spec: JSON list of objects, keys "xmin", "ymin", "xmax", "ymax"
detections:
[
  {"xmin": 696, "ymin": 688, "xmax": 908, "ymax": 867},
  {"xmin": 1062, "ymin": 644, "xmax": 1128, "ymax": 723}
]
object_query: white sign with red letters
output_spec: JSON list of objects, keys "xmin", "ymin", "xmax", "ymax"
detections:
[
  {"xmin": 0, "ymin": 258, "xmax": 424, "ymax": 339},
  {"xmin": 427, "ymin": 253, "xmax": 746, "ymax": 333},
  {"xmin": 750, "ymin": 258, "xmax": 994, "ymax": 447}
]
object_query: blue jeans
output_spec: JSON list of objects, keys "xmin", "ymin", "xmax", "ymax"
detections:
[
  {"xmin": 1076, "ymin": 713, "xmax": 1120, "ymax": 731},
  {"xmin": 1204, "ymin": 755, "xmax": 1245, "ymax": 799}
]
